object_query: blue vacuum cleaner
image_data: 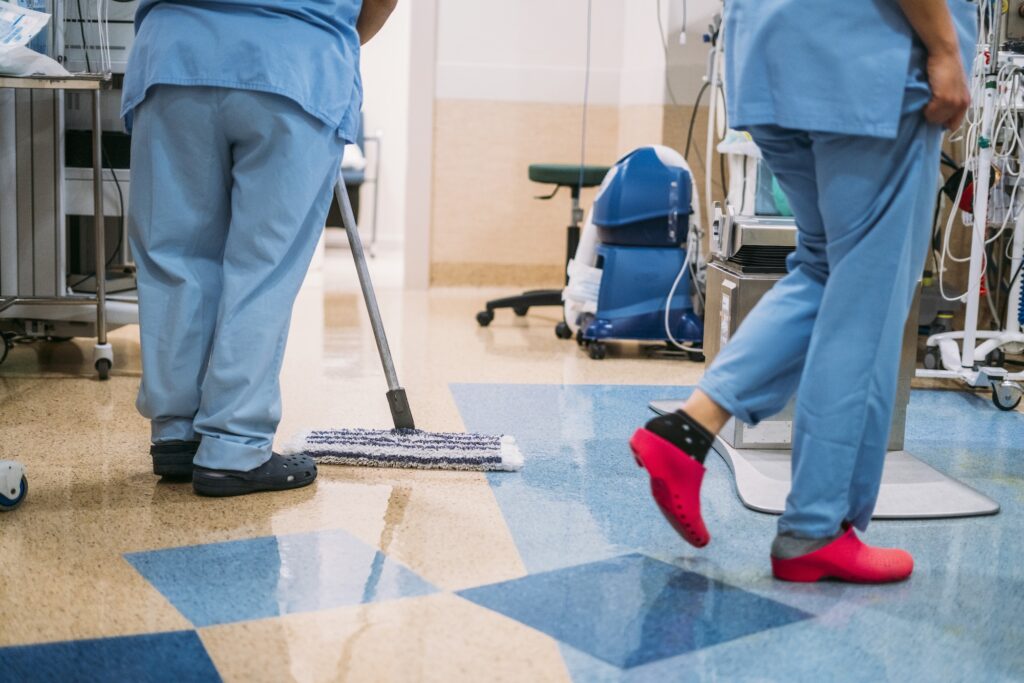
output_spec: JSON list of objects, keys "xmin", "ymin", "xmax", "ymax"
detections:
[{"xmin": 565, "ymin": 146, "xmax": 704, "ymax": 360}]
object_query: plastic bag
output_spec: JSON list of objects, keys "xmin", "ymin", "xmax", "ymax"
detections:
[{"xmin": 0, "ymin": 44, "xmax": 68, "ymax": 76}]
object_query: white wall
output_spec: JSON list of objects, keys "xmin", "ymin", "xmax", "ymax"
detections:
[
  {"xmin": 359, "ymin": 1, "xmax": 413, "ymax": 247},
  {"xmin": 434, "ymin": 0, "xmax": 720, "ymax": 107},
  {"xmin": 435, "ymin": 0, "xmax": 625, "ymax": 104},
  {"xmin": 618, "ymin": 1, "xmax": 673, "ymax": 106},
  {"xmin": 666, "ymin": 0, "xmax": 722, "ymax": 103}
]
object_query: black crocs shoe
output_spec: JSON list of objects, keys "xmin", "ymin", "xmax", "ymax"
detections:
[
  {"xmin": 192, "ymin": 452, "xmax": 318, "ymax": 497},
  {"xmin": 151, "ymin": 440, "xmax": 201, "ymax": 480}
]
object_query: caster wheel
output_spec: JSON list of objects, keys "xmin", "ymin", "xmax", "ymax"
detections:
[
  {"xmin": 555, "ymin": 322, "xmax": 573, "ymax": 340},
  {"xmin": 992, "ymin": 383, "xmax": 1023, "ymax": 412},
  {"xmin": 96, "ymin": 358, "xmax": 112, "ymax": 381},
  {"xmin": 687, "ymin": 350, "xmax": 706, "ymax": 363},
  {"xmin": 0, "ymin": 334, "xmax": 12, "ymax": 366},
  {"xmin": 588, "ymin": 342, "xmax": 608, "ymax": 360},
  {"xmin": 985, "ymin": 348, "xmax": 1006, "ymax": 368},
  {"xmin": 513, "ymin": 305, "xmax": 530, "ymax": 317},
  {"xmin": 923, "ymin": 347, "xmax": 941, "ymax": 371},
  {"xmin": 476, "ymin": 310, "xmax": 494, "ymax": 327},
  {"xmin": 0, "ymin": 476, "xmax": 27, "ymax": 512}
]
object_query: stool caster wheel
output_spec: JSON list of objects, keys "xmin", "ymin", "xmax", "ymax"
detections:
[
  {"xmin": 992, "ymin": 381, "xmax": 1022, "ymax": 412},
  {"xmin": 555, "ymin": 322, "xmax": 573, "ymax": 340},
  {"xmin": 0, "ymin": 461, "xmax": 26, "ymax": 512},
  {"xmin": 923, "ymin": 347, "xmax": 941, "ymax": 371},
  {"xmin": 0, "ymin": 333, "xmax": 13, "ymax": 366},
  {"xmin": 96, "ymin": 358, "xmax": 112, "ymax": 381},
  {"xmin": 588, "ymin": 342, "xmax": 608, "ymax": 360},
  {"xmin": 476, "ymin": 310, "xmax": 494, "ymax": 327},
  {"xmin": 513, "ymin": 305, "xmax": 530, "ymax": 317},
  {"xmin": 985, "ymin": 348, "xmax": 1005, "ymax": 368}
]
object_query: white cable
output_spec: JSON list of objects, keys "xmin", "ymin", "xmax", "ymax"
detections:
[
  {"xmin": 937, "ymin": 54, "xmax": 1024, "ymax": 303},
  {"xmin": 577, "ymin": 0, "xmax": 591, "ymax": 194},
  {"xmin": 664, "ymin": 164, "xmax": 706, "ymax": 350},
  {"xmin": 663, "ymin": 237, "xmax": 696, "ymax": 350},
  {"xmin": 937, "ymin": 41, "xmax": 988, "ymax": 302},
  {"xmin": 704, "ymin": 42, "xmax": 721, "ymax": 234}
]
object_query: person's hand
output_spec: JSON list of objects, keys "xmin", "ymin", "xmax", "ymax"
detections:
[{"xmin": 924, "ymin": 49, "xmax": 971, "ymax": 130}]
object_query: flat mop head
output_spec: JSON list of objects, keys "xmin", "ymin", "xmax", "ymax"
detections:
[{"xmin": 283, "ymin": 428, "xmax": 523, "ymax": 472}]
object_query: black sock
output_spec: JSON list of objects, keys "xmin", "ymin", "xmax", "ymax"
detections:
[{"xmin": 644, "ymin": 410, "xmax": 714, "ymax": 464}]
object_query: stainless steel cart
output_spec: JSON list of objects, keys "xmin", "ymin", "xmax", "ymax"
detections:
[{"xmin": 0, "ymin": 74, "xmax": 116, "ymax": 379}]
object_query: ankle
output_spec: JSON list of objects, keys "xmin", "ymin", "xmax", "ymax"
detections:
[
  {"xmin": 681, "ymin": 390, "xmax": 731, "ymax": 434},
  {"xmin": 644, "ymin": 409, "xmax": 714, "ymax": 464}
]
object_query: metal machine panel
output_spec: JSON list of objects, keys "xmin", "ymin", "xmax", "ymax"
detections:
[
  {"xmin": 31, "ymin": 91, "xmax": 59, "ymax": 297},
  {"xmin": 15, "ymin": 91, "xmax": 33, "ymax": 295},
  {"xmin": 1007, "ymin": 2, "xmax": 1024, "ymax": 40},
  {"xmin": 2, "ymin": 90, "xmax": 62, "ymax": 298},
  {"xmin": 0, "ymin": 91, "xmax": 17, "ymax": 295},
  {"xmin": 731, "ymin": 216, "xmax": 797, "ymax": 251},
  {"xmin": 63, "ymin": 0, "xmax": 139, "ymax": 74},
  {"xmin": 701, "ymin": 259, "xmax": 918, "ymax": 452}
]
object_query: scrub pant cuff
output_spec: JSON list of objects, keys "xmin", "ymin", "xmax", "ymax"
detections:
[
  {"xmin": 194, "ymin": 435, "xmax": 273, "ymax": 472},
  {"xmin": 847, "ymin": 513, "xmax": 871, "ymax": 533},
  {"xmin": 695, "ymin": 378, "xmax": 753, "ymax": 426},
  {"xmin": 151, "ymin": 418, "xmax": 198, "ymax": 444},
  {"xmin": 777, "ymin": 519, "xmax": 845, "ymax": 540}
]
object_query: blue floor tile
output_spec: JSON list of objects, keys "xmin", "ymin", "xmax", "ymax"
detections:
[
  {"xmin": 451, "ymin": 383, "xmax": 1024, "ymax": 682},
  {"xmin": 0, "ymin": 631, "xmax": 220, "ymax": 683},
  {"xmin": 459, "ymin": 553, "xmax": 812, "ymax": 669},
  {"xmin": 125, "ymin": 528, "xmax": 436, "ymax": 627}
]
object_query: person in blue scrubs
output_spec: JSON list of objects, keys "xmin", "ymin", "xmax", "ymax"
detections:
[
  {"xmin": 631, "ymin": 1, "xmax": 976, "ymax": 581},
  {"xmin": 123, "ymin": 0, "xmax": 398, "ymax": 496}
]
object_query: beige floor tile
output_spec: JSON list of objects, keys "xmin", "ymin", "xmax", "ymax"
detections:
[{"xmin": 199, "ymin": 593, "xmax": 571, "ymax": 683}]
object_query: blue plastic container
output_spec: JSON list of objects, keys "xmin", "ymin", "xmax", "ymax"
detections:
[
  {"xmin": 581, "ymin": 244, "xmax": 703, "ymax": 343},
  {"xmin": 592, "ymin": 147, "xmax": 692, "ymax": 247}
]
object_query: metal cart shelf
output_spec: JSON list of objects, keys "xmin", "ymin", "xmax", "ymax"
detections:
[{"xmin": 0, "ymin": 74, "xmax": 115, "ymax": 379}]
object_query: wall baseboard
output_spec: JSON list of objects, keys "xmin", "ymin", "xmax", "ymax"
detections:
[{"xmin": 431, "ymin": 262, "xmax": 563, "ymax": 287}]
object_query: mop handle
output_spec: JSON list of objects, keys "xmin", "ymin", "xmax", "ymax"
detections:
[
  {"xmin": 334, "ymin": 178, "xmax": 416, "ymax": 429},
  {"xmin": 337, "ymin": 175, "xmax": 409, "ymax": 389},
  {"xmin": 334, "ymin": 178, "xmax": 399, "ymax": 388}
]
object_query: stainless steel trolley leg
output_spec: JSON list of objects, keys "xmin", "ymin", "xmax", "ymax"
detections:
[{"xmin": 92, "ymin": 90, "xmax": 112, "ymax": 379}]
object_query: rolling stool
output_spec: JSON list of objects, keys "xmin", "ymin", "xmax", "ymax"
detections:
[{"xmin": 476, "ymin": 163, "xmax": 610, "ymax": 338}]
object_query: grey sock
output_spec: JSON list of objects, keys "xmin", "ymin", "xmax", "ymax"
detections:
[{"xmin": 771, "ymin": 530, "xmax": 843, "ymax": 560}]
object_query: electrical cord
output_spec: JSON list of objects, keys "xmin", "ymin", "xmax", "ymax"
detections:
[
  {"xmin": 684, "ymin": 82, "xmax": 710, "ymax": 162},
  {"xmin": 77, "ymin": 0, "xmax": 91, "ymax": 73},
  {"xmin": 577, "ymin": 0, "xmax": 592, "ymax": 196},
  {"xmin": 67, "ymin": 151, "xmax": 125, "ymax": 292},
  {"xmin": 67, "ymin": 0, "xmax": 127, "ymax": 293}
]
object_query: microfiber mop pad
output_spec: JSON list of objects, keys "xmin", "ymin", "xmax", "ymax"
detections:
[
  {"xmin": 283, "ymin": 428, "xmax": 523, "ymax": 472},
  {"xmin": 299, "ymin": 179, "xmax": 524, "ymax": 473}
]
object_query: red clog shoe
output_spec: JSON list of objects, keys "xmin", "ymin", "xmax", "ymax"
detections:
[
  {"xmin": 771, "ymin": 527, "xmax": 914, "ymax": 583},
  {"xmin": 629, "ymin": 427, "xmax": 710, "ymax": 548}
]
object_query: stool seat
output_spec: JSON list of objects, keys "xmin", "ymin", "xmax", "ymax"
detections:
[{"xmin": 529, "ymin": 163, "xmax": 610, "ymax": 189}]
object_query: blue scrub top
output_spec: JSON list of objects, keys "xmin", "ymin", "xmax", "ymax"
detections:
[
  {"xmin": 724, "ymin": 0, "xmax": 978, "ymax": 139},
  {"xmin": 121, "ymin": 0, "xmax": 364, "ymax": 143}
]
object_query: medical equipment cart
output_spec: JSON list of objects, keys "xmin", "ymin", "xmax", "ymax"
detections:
[{"xmin": 0, "ymin": 74, "xmax": 116, "ymax": 379}]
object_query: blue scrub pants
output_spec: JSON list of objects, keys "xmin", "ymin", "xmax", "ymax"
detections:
[
  {"xmin": 129, "ymin": 86, "xmax": 345, "ymax": 471},
  {"xmin": 699, "ymin": 95, "xmax": 942, "ymax": 538}
]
